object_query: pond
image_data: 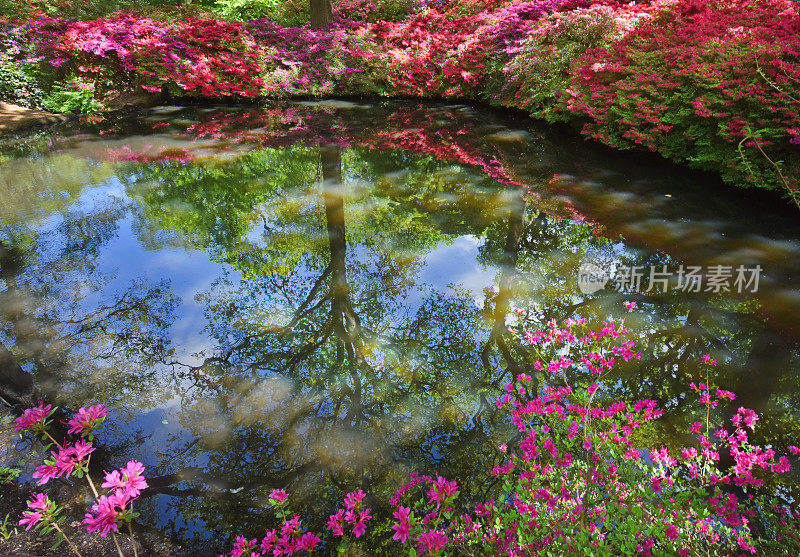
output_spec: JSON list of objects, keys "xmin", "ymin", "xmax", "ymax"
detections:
[{"xmin": 1, "ymin": 100, "xmax": 799, "ymax": 553}]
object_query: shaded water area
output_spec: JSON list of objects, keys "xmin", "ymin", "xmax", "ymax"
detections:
[{"xmin": 1, "ymin": 100, "xmax": 800, "ymax": 553}]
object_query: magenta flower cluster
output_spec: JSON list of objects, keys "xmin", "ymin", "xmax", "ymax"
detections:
[
  {"xmin": 326, "ymin": 489, "xmax": 372, "ymax": 538},
  {"xmin": 13, "ymin": 402, "xmax": 149, "ymax": 554},
  {"xmin": 217, "ymin": 490, "xmax": 321, "ymax": 557}
]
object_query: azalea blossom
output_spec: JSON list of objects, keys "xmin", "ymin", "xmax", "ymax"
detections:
[
  {"xmin": 66, "ymin": 404, "xmax": 108, "ymax": 435},
  {"xmin": 83, "ymin": 494, "xmax": 124, "ymax": 537},
  {"xmin": 14, "ymin": 403, "xmax": 53, "ymax": 432}
]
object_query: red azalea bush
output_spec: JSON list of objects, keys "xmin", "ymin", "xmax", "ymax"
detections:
[
  {"xmin": 559, "ymin": 0, "xmax": 800, "ymax": 202},
  {"xmin": 366, "ymin": 10, "xmax": 495, "ymax": 97},
  {"xmin": 34, "ymin": 13, "xmax": 263, "ymax": 99}
]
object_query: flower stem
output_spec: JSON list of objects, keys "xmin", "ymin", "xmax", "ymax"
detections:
[
  {"xmin": 128, "ymin": 521, "xmax": 139, "ymax": 557},
  {"xmin": 52, "ymin": 522, "xmax": 84, "ymax": 557},
  {"xmin": 44, "ymin": 430, "xmax": 63, "ymax": 449},
  {"xmin": 112, "ymin": 531, "xmax": 126, "ymax": 557}
]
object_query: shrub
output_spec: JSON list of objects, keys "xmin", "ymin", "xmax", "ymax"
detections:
[
  {"xmin": 367, "ymin": 10, "xmax": 495, "ymax": 97},
  {"xmin": 42, "ymin": 80, "xmax": 102, "ymax": 112},
  {"xmin": 560, "ymin": 0, "xmax": 800, "ymax": 199},
  {"xmin": 247, "ymin": 18, "xmax": 388, "ymax": 96},
  {"xmin": 488, "ymin": 3, "xmax": 628, "ymax": 113},
  {"xmin": 216, "ymin": 307, "xmax": 800, "ymax": 555},
  {"xmin": 0, "ymin": 62, "xmax": 45, "ymax": 107},
  {"xmin": 13, "ymin": 403, "xmax": 147, "ymax": 557},
  {"xmin": 40, "ymin": 14, "xmax": 264, "ymax": 99}
]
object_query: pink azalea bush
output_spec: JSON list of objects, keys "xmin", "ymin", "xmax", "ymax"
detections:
[
  {"xmin": 246, "ymin": 19, "xmax": 386, "ymax": 96},
  {"xmin": 217, "ymin": 489, "xmax": 322, "ymax": 557},
  {"xmin": 212, "ymin": 304, "xmax": 800, "ymax": 556},
  {"xmin": 27, "ymin": 13, "xmax": 263, "ymax": 100},
  {"xmin": 326, "ymin": 489, "xmax": 372, "ymax": 540},
  {"xmin": 14, "ymin": 402, "xmax": 148, "ymax": 557}
]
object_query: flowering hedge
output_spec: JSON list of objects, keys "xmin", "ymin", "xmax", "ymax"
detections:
[
  {"xmin": 558, "ymin": 0, "xmax": 800, "ymax": 198},
  {"xmin": 21, "ymin": 13, "xmax": 263, "ymax": 99},
  {"xmin": 2, "ymin": 0, "xmax": 799, "ymax": 203}
]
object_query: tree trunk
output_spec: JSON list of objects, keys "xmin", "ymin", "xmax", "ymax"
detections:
[{"xmin": 310, "ymin": 0, "xmax": 333, "ymax": 28}]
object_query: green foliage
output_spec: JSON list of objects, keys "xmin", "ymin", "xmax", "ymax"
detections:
[
  {"xmin": 334, "ymin": 0, "xmax": 417, "ymax": 22},
  {"xmin": 213, "ymin": 0, "xmax": 309, "ymax": 26},
  {"xmin": 0, "ymin": 513, "xmax": 17, "ymax": 541},
  {"xmin": 0, "ymin": 61, "xmax": 45, "ymax": 108},
  {"xmin": 0, "ymin": 466, "xmax": 21, "ymax": 484},
  {"xmin": 42, "ymin": 82, "xmax": 102, "ymax": 113}
]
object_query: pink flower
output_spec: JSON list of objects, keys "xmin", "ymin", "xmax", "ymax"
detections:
[
  {"xmin": 27, "ymin": 493, "xmax": 53, "ymax": 512},
  {"xmin": 701, "ymin": 354, "xmax": 717, "ymax": 366},
  {"xmin": 269, "ymin": 489, "xmax": 288, "ymax": 503},
  {"xmin": 260, "ymin": 530, "xmax": 276, "ymax": 553},
  {"xmin": 327, "ymin": 508, "xmax": 345, "ymax": 536},
  {"xmin": 392, "ymin": 506, "xmax": 411, "ymax": 543},
  {"xmin": 14, "ymin": 403, "xmax": 53, "ymax": 432},
  {"xmin": 344, "ymin": 489, "xmax": 365, "ymax": 510},
  {"xmin": 623, "ymin": 301, "xmax": 637, "ymax": 311},
  {"xmin": 689, "ymin": 422, "xmax": 703, "ymax": 434},
  {"xmin": 353, "ymin": 508, "xmax": 371, "ymax": 538},
  {"xmin": 294, "ymin": 532, "xmax": 320, "ymax": 551},
  {"xmin": 415, "ymin": 530, "xmax": 448, "ymax": 554},
  {"xmin": 18, "ymin": 493, "xmax": 54, "ymax": 531},
  {"xmin": 72, "ymin": 441, "xmax": 96, "ymax": 460},
  {"xmin": 102, "ymin": 460, "xmax": 147, "ymax": 498},
  {"xmin": 281, "ymin": 515, "xmax": 301, "ymax": 536},
  {"xmin": 665, "ymin": 524, "xmax": 678, "ymax": 540},
  {"xmin": 737, "ymin": 407, "xmax": 759, "ymax": 428},
  {"xmin": 32, "ymin": 442, "xmax": 94, "ymax": 485},
  {"xmin": 83, "ymin": 494, "xmax": 124, "ymax": 537},
  {"xmin": 18, "ymin": 511, "xmax": 44, "ymax": 531},
  {"xmin": 427, "ymin": 476, "xmax": 457, "ymax": 504},
  {"xmin": 66, "ymin": 404, "xmax": 108, "ymax": 435},
  {"xmin": 31, "ymin": 463, "xmax": 60, "ymax": 485}
]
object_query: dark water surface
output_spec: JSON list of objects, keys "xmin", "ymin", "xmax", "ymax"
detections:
[{"xmin": 1, "ymin": 101, "xmax": 799, "ymax": 552}]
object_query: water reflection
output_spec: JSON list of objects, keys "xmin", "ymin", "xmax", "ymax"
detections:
[{"xmin": 0, "ymin": 101, "xmax": 799, "ymax": 553}]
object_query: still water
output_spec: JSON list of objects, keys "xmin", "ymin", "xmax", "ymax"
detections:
[{"xmin": 1, "ymin": 101, "xmax": 799, "ymax": 553}]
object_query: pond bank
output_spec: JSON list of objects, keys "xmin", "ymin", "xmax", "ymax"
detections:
[{"xmin": 0, "ymin": 103, "xmax": 71, "ymax": 135}]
